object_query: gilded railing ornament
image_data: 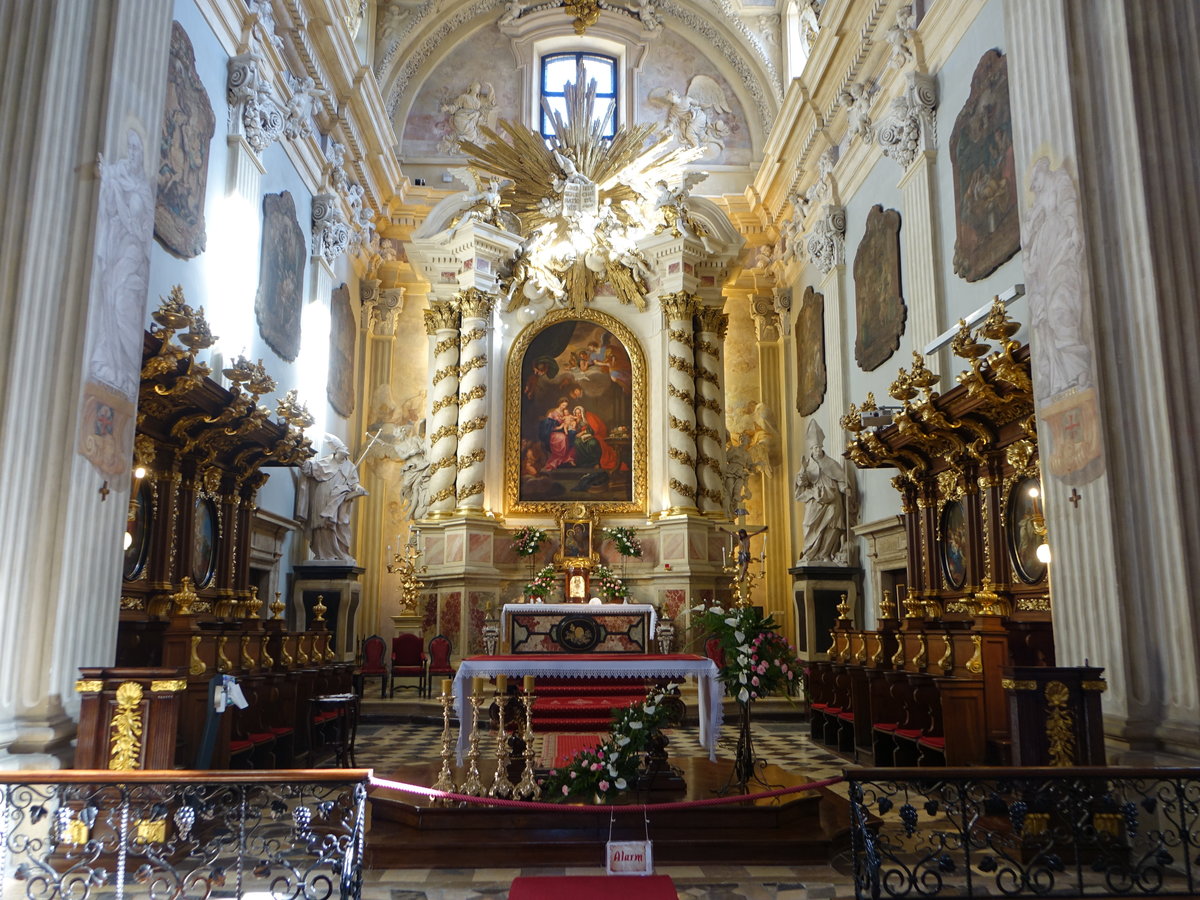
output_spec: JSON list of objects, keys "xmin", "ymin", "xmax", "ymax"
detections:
[
  {"xmin": 313, "ymin": 595, "xmax": 327, "ymax": 623},
  {"xmin": 260, "ymin": 635, "xmax": 274, "ymax": 669},
  {"xmin": 270, "ymin": 591, "xmax": 286, "ymax": 620},
  {"xmin": 966, "ymin": 634, "xmax": 983, "ymax": 674},
  {"xmin": 938, "ymin": 635, "xmax": 954, "ymax": 673},
  {"xmin": 836, "ymin": 593, "xmax": 852, "ymax": 624},
  {"xmin": 891, "ymin": 637, "xmax": 906, "ymax": 667},
  {"xmin": 911, "ymin": 634, "xmax": 927, "ymax": 669},
  {"xmin": 1045, "ymin": 680, "xmax": 1076, "ymax": 766},
  {"xmin": 189, "ymin": 635, "xmax": 206, "ymax": 676},
  {"xmin": 216, "ymin": 636, "xmax": 232, "ymax": 673},
  {"xmin": 171, "ymin": 577, "xmax": 200, "ymax": 616},
  {"xmin": 108, "ymin": 682, "xmax": 144, "ymax": 770}
]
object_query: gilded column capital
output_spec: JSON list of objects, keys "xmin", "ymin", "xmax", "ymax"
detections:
[
  {"xmin": 455, "ymin": 288, "xmax": 495, "ymax": 321},
  {"xmin": 695, "ymin": 306, "xmax": 728, "ymax": 338},
  {"xmin": 660, "ymin": 291, "xmax": 698, "ymax": 323},
  {"xmin": 424, "ymin": 301, "xmax": 461, "ymax": 335}
]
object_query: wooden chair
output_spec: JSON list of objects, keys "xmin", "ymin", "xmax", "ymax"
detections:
[
  {"xmin": 356, "ymin": 635, "xmax": 389, "ymax": 698},
  {"xmin": 390, "ymin": 633, "xmax": 427, "ymax": 697},
  {"xmin": 425, "ymin": 634, "xmax": 455, "ymax": 698}
]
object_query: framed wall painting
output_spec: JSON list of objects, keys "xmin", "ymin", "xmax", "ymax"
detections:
[
  {"xmin": 1007, "ymin": 476, "xmax": 1048, "ymax": 584},
  {"xmin": 950, "ymin": 48, "xmax": 1020, "ymax": 282},
  {"xmin": 794, "ymin": 285, "xmax": 826, "ymax": 416},
  {"xmin": 940, "ymin": 499, "xmax": 968, "ymax": 590},
  {"xmin": 327, "ymin": 283, "xmax": 355, "ymax": 417},
  {"xmin": 505, "ymin": 308, "xmax": 646, "ymax": 514},
  {"xmin": 853, "ymin": 204, "xmax": 906, "ymax": 372},
  {"xmin": 154, "ymin": 21, "xmax": 215, "ymax": 259},
  {"xmin": 192, "ymin": 497, "xmax": 219, "ymax": 588},
  {"xmin": 255, "ymin": 191, "xmax": 306, "ymax": 362}
]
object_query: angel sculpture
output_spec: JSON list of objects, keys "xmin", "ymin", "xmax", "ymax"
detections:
[
  {"xmin": 438, "ymin": 82, "xmax": 496, "ymax": 154},
  {"xmin": 648, "ymin": 76, "xmax": 732, "ymax": 152},
  {"xmin": 654, "ymin": 172, "xmax": 715, "ymax": 251},
  {"xmin": 448, "ymin": 168, "xmax": 517, "ymax": 233}
]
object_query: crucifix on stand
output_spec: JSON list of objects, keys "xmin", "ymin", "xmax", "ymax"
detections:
[{"xmin": 721, "ymin": 525, "xmax": 768, "ymax": 608}]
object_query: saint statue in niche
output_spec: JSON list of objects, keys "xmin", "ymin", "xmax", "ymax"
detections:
[{"xmin": 296, "ymin": 435, "xmax": 368, "ymax": 562}]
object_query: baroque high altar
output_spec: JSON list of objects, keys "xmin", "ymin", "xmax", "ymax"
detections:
[{"xmin": 376, "ymin": 71, "xmax": 752, "ymax": 653}]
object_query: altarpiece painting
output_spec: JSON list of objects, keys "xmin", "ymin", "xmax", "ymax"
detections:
[
  {"xmin": 255, "ymin": 191, "xmax": 306, "ymax": 362},
  {"xmin": 794, "ymin": 285, "xmax": 826, "ymax": 416},
  {"xmin": 327, "ymin": 283, "xmax": 355, "ymax": 417},
  {"xmin": 853, "ymin": 205, "xmax": 906, "ymax": 372},
  {"xmin": 506, "ymin": 310, "xmax": 645, "ymax": 513},
  {"xmin": 154, "ymin": 21, "xmax": 215, "ymax": 259},
  {"xmin": 950, "ymin": 48, "xmax": 1020, "ymax": 282}
]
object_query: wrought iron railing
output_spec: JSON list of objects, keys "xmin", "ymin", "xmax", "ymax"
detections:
[
  {"xmin": 0, "ymin": 770, "xmax": 368, "ymax": 900},
  {"xmin": 848, "ymin": 767, "xmax": 1200, "ymax": 899}
]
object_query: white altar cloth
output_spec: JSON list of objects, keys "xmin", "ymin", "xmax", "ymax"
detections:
[
  {"xmin": 451, "ymin": 654, "xmax": 723, "ymax": 766},
  {"xmin": 501, "ymin": 602, "xmax": 658, "ymax": 640}
]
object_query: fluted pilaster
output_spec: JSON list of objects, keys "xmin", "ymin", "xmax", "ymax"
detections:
[
  {"xmin": 694, "ymin": 306, "xmax": 729, "ymax": 515},
  {"xmin": 424, "ymin": 301, "xmax": 461, "ymax": 517},
  {"xmin": 661, "ymin": 292, "xmax": 699, "ymax": 514},
  {"xmin": 897, "ymin": 151, "xmax": 944, "ymax": 372},
  {"xmin": 454, "ymin": 290, "xmax": 493, "ymax": 514}
]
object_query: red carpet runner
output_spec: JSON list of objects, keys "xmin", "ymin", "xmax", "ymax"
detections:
[
  {"xmin": 531, "ymin": 677, "xmax": 647, "ymax": 733},
  {"xmin": 509, "ymin": 875, "xmax": 677, "ymax": 899}
]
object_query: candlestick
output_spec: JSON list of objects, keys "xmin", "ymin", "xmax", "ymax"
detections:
[
  {"xmin": 460, "ymin": 686, "xmax": 486, "ymax": 797},
  {"xmin": 488, "ymin": 685, "xmax": 515, "ymax": 798},
  {"xmin": 513, "ymin": 688, "xmax": 541, "ymax": 800},
  {"xmin": 431, "ymin": 682, "xmax": 457, "ymax": 802}
]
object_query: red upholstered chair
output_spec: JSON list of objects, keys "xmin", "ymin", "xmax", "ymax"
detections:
[
  {"xmin": 357, "ymin": 635, "xmax": 389, "ymax": 698},
  {"xmin": 390, "ymin": 633, "xmax": 427, "ymax": 697},
  {"xmin": 425, "ymin": 634, "xmax": 455, "ymax": 698}
]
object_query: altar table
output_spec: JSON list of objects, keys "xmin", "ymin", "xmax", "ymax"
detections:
[
  {"xmin": 452, "ymin": 654, "xmax": 723, "ymax": 765},
  {"xmin": 501, "ymin": 603, "xmax": 657, "ymax": 654}
]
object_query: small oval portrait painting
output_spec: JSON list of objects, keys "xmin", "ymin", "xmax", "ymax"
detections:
[
  {"xmin": 192, "ymin": 497, "xmax": 218, "ymax": 588},
  {"xmin": 1008, "ymin": 476, "xmax": 1048, "ymax": 584},
  {"xmin": 940, "ymin": 500, "xmax": 968, "ymax": 590}
]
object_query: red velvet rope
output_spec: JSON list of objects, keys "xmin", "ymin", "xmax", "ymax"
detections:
[{"xmin": 368, "ymin": 773, "xmax": 845, "ymax": 812}]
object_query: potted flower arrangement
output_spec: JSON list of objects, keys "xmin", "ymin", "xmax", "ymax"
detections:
[
  {"xmin": 591, "ymin": 563, "xmax": 629, "ymax": 602},
  {"xmin": 602, "ymin": 526, "xmax": 642, "ymax": 559},
  {"xmin": 524, "ymin": 564, "xmax": 557, "ymax": 603},
  {"xmin": 541, "ymin": 684, "xmax": 679, "ymax": 802},
  {"xmin": 512, "ymin": 525, "xmax": 548, "ymax": 559},
  {"xmin": 690, "ymin": 601, "xmax": 803, "ymax": 790}
]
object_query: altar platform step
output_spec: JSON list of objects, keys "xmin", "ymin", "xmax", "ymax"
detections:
[
  {"xmin": 367, "ymin": 757, "xmax": 852, "ymax": 869},
  {"xmin": 531, "ymin": 677, "xmax": 648, "ymax": 733}
]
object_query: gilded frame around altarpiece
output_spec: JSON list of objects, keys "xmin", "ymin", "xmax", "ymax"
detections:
[{"xmin": 505, "ymin": 307, "xmax": 647, "ymax": 516}]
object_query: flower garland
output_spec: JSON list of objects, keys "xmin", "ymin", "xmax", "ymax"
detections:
[
  {"xmin": 540, "ymin": 684, "xmax": 679, "ymax": 801},
  {"xmin": 524, "ymin": 564, "xmax": 557, "ymax": 601},
  {"xmin": 602, "ymin": 526, "xmax": 642, "ymax": 558},
  {"xmin": 591, "ymin": 563, "xmax": 629, "ymax": 600},
  {"xmin": 690, "ymin": 602, "xmax": 803, "ymax": 704},
  {"xmin": 512, "ymin": 526, "xmax": 548, "ymax": 558}
]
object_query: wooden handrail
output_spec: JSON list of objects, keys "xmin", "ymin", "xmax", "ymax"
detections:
[
  {"xmin": 0, "ymin": 769, "xmax": 372, "ymax": 784},
  {"xmin": 851, "ymin": 765, "xmax": 1200, "ymax": 779}
]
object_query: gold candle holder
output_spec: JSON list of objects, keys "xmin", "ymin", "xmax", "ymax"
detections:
[
  {"xmin": 431, "ymin": 684, "xmax": 457, "ymax": 802},
  {"xmin": 488, "ymin": 689, "xmax": 515, "ymax": 799},
  {"xmin": 513, "ymin": 689, "xmax": 541, "ymax": 800},
  {"xmin": 460, "ymin": 684, "xmax": 486, "ymax": 797}
]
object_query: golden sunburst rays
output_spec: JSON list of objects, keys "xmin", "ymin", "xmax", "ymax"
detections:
[{"xmin": 457, "ymin": 59, "xmax": 704, "ymax": 311}]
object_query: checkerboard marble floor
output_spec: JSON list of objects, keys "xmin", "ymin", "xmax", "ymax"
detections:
[{"xmin": 355, "ymin": 717, "xmax": 859, "ymax": 899}]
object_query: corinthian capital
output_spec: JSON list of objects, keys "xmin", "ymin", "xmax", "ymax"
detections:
[
  {"xmin": 456, "ymin": 288, "xmax": 495, "ymax": 321},
  {"xmin": 877, "ymin": 72, "xmax": 938, "ymax": 170},
  {"xmin": 695, "ymin": 306, "xmax": 729, "ymax": 338},
  {"xmin": 660, "ymin": 291, "xmax": 698, "ymax": 323},
  {"xmin": 806, "ymin": 204, "xmax": 846, "ymax": 275},
  {"xmin": 312, "ymin": 194, "xmax": 350, "ymax": 265},
  {"xmin": 423, "ymin": 300, "xmax": 461, "ymax": 335},
  {"xmin": 227, "ymin": 54, "xmax": 322, "ymax": 154}
]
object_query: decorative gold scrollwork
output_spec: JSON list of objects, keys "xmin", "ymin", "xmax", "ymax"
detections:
[
  {"xmin": 1045, "ymin": 680, "xmax": 1076, "ymax": 766},
  {"xmin": 108, "ymin": 682, "xmax": 144, "ymax": 770}
]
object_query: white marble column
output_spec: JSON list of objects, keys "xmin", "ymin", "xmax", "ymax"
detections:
[
  {"xmin": 897, "ymin": 152, "xmax": 943, "ymax": 370},
  {"xmin": 1005, "ymin": 0, "xmax": 1200, "ymax": 756},
  {"xmin": 454, "ymin": 290, "xmax": 493, "ymax": 514},
  {"xmin": 424, "ymin": 301, "xmax": 461, "ymax": 517},
  {"xmin": 694, "ymin": 306, "xmax": 729, "ymax": 515},
  {"xmin": 0, "ymin": 0, "xmax": 172, "ymax": 766},
  {"xmin": 661, "ymin": 293, "xmax": 700, "ymax": 514}
]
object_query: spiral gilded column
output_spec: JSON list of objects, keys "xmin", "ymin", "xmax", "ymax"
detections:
[
  {"xmin": 662, "ymin": 292, "xmax": 699, "ymax": 514},
  {"xmin": 694, "ymin": 306, "xmax": 729, "ymax": 515},
  {"xmin": 454, "ymin": 289, "xmax": 493, "ymax": 514},
  {"xmin": 424, "ymin": 301, "xmax": 461, "ymax": 517}
]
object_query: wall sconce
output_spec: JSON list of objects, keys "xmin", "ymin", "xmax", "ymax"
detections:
[{"xmin": 1029, "ymin": 485, "xmax": 1051, "ymax": 564}]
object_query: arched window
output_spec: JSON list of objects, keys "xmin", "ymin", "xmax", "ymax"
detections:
[{"xmin": 540, "ymin": 51, "xmax": 618, "ymax": 139}]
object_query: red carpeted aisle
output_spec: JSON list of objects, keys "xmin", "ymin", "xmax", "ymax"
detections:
[{"xmin": 509, "ymin": 875, "xmax": 676, "ymax": 899}]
